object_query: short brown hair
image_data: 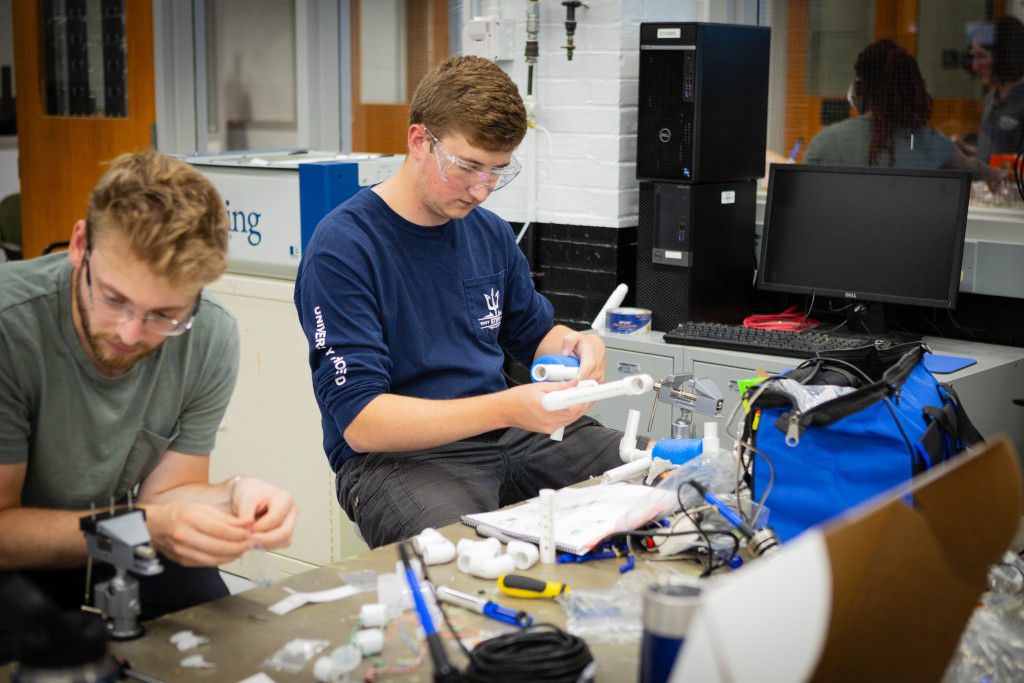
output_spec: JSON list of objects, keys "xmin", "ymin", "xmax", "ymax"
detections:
[
  {"xmin": 409, "ymin": 55, "xmax": 527, "ymax": 151},
  {"xmin": 87, "ymin": 148, "xmax": 229, "ymax": 286}
]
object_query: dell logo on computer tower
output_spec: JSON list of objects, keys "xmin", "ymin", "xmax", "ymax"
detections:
[{"xmin": 637, "ymin": 22, "xmax": 770, "ymax": 183}]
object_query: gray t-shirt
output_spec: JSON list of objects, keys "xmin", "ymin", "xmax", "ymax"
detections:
[
  {"xmin": 802, "ymin": 116, "xmax": 955, "ymax": 169},
  {"xmin": 0, "ymin": 254, "xmax": 239, "ymax": 509}
]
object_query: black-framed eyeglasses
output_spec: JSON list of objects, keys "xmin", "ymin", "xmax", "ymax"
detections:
[
  {"xmin": 424, "ymin": 127, "xmax": 521, "ymax": 192},
  {"xmin": 83, "ymin": 247, "xmax": 201, "ymax": 336}
]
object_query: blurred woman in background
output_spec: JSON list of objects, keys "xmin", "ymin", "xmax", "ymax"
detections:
[{"xmin": 804, "ymin": 39, "xmax": 1002, "ymax": 188}]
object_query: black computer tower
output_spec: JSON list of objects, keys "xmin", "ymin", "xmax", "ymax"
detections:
[
  {"xmin": 637, "ymin": 22, "xmax": 770, "ymax": 183},
  {"xmin": 636, "ymin": 181, "xmax": 755, "ymax": 331}
]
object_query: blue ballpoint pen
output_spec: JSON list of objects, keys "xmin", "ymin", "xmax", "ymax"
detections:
[
  {"xmin": 435, "ymin": 585, "xmax": 533, "ymax": 628},
  {"xmin": 397, "ymin": 544, "xmax": 460, "ymax": 682}
]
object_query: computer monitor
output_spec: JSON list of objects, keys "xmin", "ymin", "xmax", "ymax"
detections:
[{"xmin": 757, "ymin": 164, "xmax": 972, "ymax": 333}]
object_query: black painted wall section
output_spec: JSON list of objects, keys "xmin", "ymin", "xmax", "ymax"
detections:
[{"xmin": 513, "ymin": 222, "xmax": 638, "ymax": 331}]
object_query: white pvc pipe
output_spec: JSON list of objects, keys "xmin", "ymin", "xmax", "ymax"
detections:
[
  {"xmin": 620, "ymin": 409, "xmax": 641, "ymax": 462},
  {"xmin": 601, "ymin": 456, "xmax": 652, "ymax": 484},
  {"xmin": 531, "ymin": 364, "xmax": 579, "ymax": 382},
  {"xmin": 541, "ymin": 374, "xmax": 654, "ymax": 412},
  {"xmin": 538, "ymin": 488, "xmax": 556, "ymax": 564},
  {"xmin": 590, "ymin": 283, "xmax": 629, "ymax": 332}
]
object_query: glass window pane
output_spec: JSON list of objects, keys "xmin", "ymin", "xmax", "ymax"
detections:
[
  {"xmin": 42, "ymin": 0, "xmax": 126, "ymax": 118},
  {"xmin": 805, "ymin": 0, "xmax": 874, "ymax": 97},
  {"xmin": 204, "ymin": 0, "xmax": 297, "ymax": 152},
  {"xmin": 359, "ymin": 0, "xmax": 407, "ymax": 104}
]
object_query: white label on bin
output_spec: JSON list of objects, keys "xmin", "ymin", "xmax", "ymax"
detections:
[
  {"xmin": 657, "ymin": 28, "xmax": 682, "ymax": 39},
  {"xmin": 721, "ymin": 191, "xmax": 736, "ymax": 204}
]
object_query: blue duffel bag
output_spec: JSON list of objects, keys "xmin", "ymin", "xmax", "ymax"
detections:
[{"xmin": 744, "ymin": 342, "xmax": 983, "ymax": 542}]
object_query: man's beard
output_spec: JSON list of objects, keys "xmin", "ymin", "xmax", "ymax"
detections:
[{"xmin": 75, "ymin": 268, "xmax": 158, "ymax": 372}]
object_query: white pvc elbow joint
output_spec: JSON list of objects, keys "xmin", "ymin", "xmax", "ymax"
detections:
[{"xmin": 412, "ymin": 528, "xmax": 456, "ymax": 565}]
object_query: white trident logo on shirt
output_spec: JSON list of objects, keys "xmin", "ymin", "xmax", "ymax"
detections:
[{"xmin": 478, "ymin": 287, "xmax": 502, "ymax": 330}]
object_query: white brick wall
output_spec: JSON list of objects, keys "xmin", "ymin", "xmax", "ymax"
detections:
[{"xmin": 476, "ymin": 0, "xmax": 712, "ymax": 229}]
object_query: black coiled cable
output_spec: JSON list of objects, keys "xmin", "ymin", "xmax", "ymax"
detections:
[{"xmin": 463, "ymin": 623, "xmax": 593, "ymax": 682}]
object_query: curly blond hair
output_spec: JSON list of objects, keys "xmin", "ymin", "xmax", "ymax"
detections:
[
  {"xmin": 409, "ymin": 55, "xmax": 527, "ymax": 151},
  {"xmin": 87, "ymin": 148, "xmax": 228, "ymax": 286}
]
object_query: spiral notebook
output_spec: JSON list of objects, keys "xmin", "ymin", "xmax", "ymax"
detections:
[{"xmin": 460, "ymin": 483, "xmax": 677, "ymax": 556}]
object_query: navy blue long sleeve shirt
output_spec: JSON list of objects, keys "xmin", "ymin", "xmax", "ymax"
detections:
[{"xmin": 294, "ymin": 188, "xmax": 554, "ymax": 472}]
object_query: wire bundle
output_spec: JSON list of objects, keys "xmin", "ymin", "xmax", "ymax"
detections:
[
  {"xmin": 463, "ymin": 623, "xmax": 593, "ymax": 682},
  {"xmin": 742, "ymin": 305, "xmax": 819, "ymax": 332}
]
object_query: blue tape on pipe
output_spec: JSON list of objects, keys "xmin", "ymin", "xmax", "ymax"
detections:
[{"xmin": 531, "ymin": 355, "xmax": 581, "ymax": 382}]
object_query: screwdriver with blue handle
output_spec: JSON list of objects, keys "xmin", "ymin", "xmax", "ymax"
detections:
[
  {"xmin": 497, "ymin": 573, "xmax": 570, "ymax": 599},
  {"xmin": 435, "ymin": 585, "xmax": 533, "ymax": 628}
]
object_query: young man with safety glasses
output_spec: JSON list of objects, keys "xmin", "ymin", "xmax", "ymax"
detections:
[
  {"xmin": 0, "ymin": 149, "xmax": 298, "ymax": 659},
  {"xmin": 295, "ymin": 55, "xmax": 625, "ymax": 548}
]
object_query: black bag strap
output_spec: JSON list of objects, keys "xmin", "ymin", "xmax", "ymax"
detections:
[
  {"xmin": 917, "ymin": 382, "xmax": 984, "ymax": 468},
  {"xmin": 936, "ymin": 382, "xmax": 984, "ymax": 445}
]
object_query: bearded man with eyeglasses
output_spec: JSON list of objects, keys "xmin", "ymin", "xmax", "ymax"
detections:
[
  {"xmin": 0, "ymin": 149, "xmax": 297, "ymax": 660},
  {"xmin": 295, "ymin": 55, "xmax": 627, "ymax": 549}
]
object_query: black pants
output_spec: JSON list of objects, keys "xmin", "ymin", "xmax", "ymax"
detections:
[
  {"xmin": 336, "ymin": 415, "xmax": 624, "ymax": 548},
  {"xmin": 0, "ymin": 558, "xmax": 228, "ymax": 664}
]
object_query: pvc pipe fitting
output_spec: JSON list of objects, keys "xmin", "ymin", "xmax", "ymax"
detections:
[
  {"xmin": 358, "ymin": 602, "xmax": 388, "ymax": 628},
  {"xmin": 420, "ymin": 539, "xmax": 456, "ymax": 566},
  {"xmin": 354, "ymin": 628, "xmax": 385, "ymax": 655},
  {"xmin": 457, "ymin": 546, "xmax": 491, "ymax": 574},
  {"xmin": 412, "ymin": 527, "xmax": 446, "ymax": 555},
  {"xmin": 465, "ymin": 552, "xmax": 516, "ymax": 579},
  {"xmin": 507, "ymin": 540, "xmax": 540, "ymax": 570},
  {"xmin": 456, "ymin": 536, "xmax": 501, "ymax": 559}
]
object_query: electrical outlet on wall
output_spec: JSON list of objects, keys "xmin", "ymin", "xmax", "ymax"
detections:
[{"xmin": 463, "ymin": 15, "xmax": 515, "ymax": 62}]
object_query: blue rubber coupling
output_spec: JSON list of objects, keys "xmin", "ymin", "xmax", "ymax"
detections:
[{"xmin": 651, "ymin": 438, "xmax": 704, "ymax": 465}]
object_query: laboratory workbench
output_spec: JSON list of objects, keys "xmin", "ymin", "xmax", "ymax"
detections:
[{"xmin": 108, "ymin": 520, "xmax": 658, "ymax": 682}]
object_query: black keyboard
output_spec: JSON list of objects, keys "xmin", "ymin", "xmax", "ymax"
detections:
[{"xmin": 663, "ymin": 321, "xmax": 884, "ymax": 358}]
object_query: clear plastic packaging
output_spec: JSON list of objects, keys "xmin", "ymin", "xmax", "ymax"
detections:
[
  {"xmin": 262, "ymin": 638, "xmax": 330, "ymax": 673},
  {"xmin": 238, "ymin": 543, "xmax": 276, "ymax": 586},
  {"xmin": 655, "ymin": 446, "xmax": 744, "ymax": 511},
  {"xmin": 942, "ymin": 591, "xmax": 1024, "ymax": 683},
  {"xmin": 564, "ymin": 589, "xmax": 643, "ymax": 643},
  {"xmin": 338, "ymin": 569, "xmax": 378, "ymax": 593},
  {"xmin": 988, "ymin": 551, "xmax": 1024, "ymax": 595}
]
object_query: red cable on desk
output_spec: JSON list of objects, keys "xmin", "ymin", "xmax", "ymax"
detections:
[{"xmin": 743, "ymin": 306, "xmax": 820, "ymax": 332}]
